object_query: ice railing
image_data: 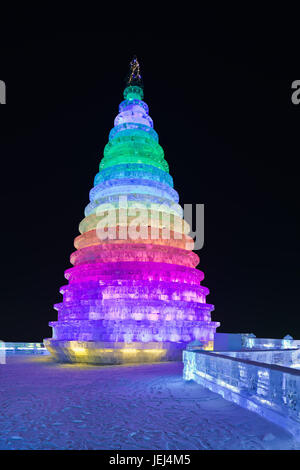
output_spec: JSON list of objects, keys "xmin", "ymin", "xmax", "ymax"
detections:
[
  {"xmin": 241, "ymin": 334, "xmax": 296, "ymax": 350},
  {"xmin": 183, "ymin": 350, "xmax": 300, "ymax": 438},
  {"xmin": 213, "ymin": 349, "xmax": 300, "ymax": 369},
  {"xmin": 3, "ymin": 343, "xmax": 48, "ymax": 355}
]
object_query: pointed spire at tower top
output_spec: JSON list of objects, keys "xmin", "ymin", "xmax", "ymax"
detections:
[
  {"xmin": 127, "ymin": 55, "xmax": 143, "ymax": 88},
  {"xmin": 124, "ymin": 56, "xmax": 144, "ymax": 101}
]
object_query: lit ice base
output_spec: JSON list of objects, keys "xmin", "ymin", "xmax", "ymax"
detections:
[{"xmin": 44, "ymin": 339, "xmax": 193, "ymax": 364}]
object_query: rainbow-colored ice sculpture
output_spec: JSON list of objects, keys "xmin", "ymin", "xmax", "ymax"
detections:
[{"xmin": 44, "ymin": 58, "xmax": 220, "ymax": 363}]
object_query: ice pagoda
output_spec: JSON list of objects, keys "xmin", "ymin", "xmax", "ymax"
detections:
[{"xmin": 44, "ymin": 57, "xmax": 219, "ymax": 363}]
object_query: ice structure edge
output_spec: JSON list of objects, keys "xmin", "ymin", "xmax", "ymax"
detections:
[{"xmin": 183, "ymin": 349, "xmax": 300, "ymax": 439}]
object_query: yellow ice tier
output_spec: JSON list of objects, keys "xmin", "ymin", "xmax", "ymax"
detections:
[{"xmin": 44, "ymin": 340, "xmax": 195, "ymax": 364}]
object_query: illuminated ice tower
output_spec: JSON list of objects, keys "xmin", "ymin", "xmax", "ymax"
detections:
[{"xmin": 44, "ymin": 58, "xmax": 220, "ymax": 363}]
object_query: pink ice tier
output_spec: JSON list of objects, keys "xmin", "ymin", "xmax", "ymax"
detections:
[{"xmin": 44, "ymin": 59, "xmax": 220, "ymax": 363}]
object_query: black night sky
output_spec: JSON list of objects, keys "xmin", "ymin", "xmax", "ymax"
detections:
[{"xmin": 0, "ymin": 35, "xmax": 299, "ymax": 342}]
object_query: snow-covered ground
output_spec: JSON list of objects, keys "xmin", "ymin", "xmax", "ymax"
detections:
[{"xmin": 0, "ymin": 355, "xmax": 299, "ymax": 450}]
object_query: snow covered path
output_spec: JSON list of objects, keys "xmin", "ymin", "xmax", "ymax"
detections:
[{"xmin": 0, "ymin": 356, "xmax": 299, "ymax": 450}]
